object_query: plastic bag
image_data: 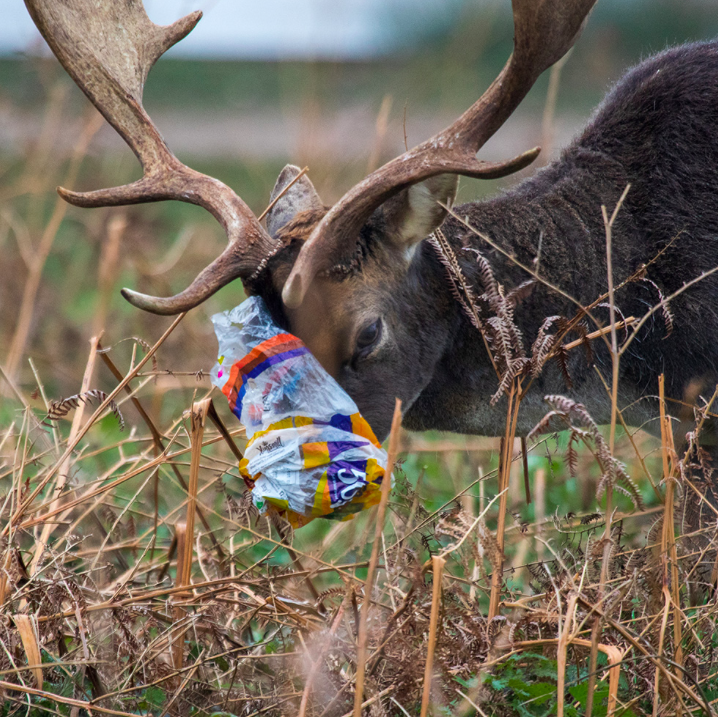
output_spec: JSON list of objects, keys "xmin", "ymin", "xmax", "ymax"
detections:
[{"xmin": 211, "ymin": 296, "xmax": 389, "ymax": 528}]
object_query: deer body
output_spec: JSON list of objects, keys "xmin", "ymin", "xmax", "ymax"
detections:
[
  {"xmin": 434, "ymin": 43, "xmax": 718, "ymax": 433},
  {"xmin": 405, "ymin": 42, "xmax": 718, "ymax": 440},
  {"xmin": 26, "ymin": 0, "xmax": 718, "ymax": 446},
  {"xmin": 263, "ymin": 42, "xmax": 718, "ymax": 442}
]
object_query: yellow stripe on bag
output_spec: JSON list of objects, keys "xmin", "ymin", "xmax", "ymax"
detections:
[
  {"xmin": 312, "ymin": 470, "xmax": 332, "ymax": 515},
  {"xmin": 248, "ymin": 415, "xmax": 315, "ymax": 444}
]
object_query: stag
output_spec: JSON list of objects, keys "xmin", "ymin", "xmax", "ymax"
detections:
[{"xmin": 25, "ymin": 0, "xmax": 718, "ymax": 476}]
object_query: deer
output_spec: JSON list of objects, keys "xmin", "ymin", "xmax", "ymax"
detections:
[{"xmin": 24, "ymin": 0, "xmax": 718, "ymax": 498}]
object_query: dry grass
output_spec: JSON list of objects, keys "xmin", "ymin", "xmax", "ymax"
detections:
[
  {"xmin": 1, "ymin": 296, "xmax": 718, "ymax": 716},
  {"xmin": 2, "ymin": 59, "xmax": 718, "ymax": 717}
]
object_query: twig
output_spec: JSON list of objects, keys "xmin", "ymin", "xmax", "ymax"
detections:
[
  {"xmin": 353, "ymin": 399, "xmax": 402, "ymax": 717},
  {"xmin": 98, "ymin": 347, "xmax": 226, "ymax": 561},
  {"xmin": 420, "ymin": 555, "xmax": 445, "ymax": 717},
  {"xmin": 7, "ymin": 311, "xmax": 186, "ymax": 534}
]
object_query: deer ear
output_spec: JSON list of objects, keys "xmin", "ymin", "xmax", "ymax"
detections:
[
  {"xmin": 266, "ymin": 165, "xmax": 324, "ymax": 238},
  {"xmin": 382, "ymin": 174, "xmax": 458, "ymax": 250}
]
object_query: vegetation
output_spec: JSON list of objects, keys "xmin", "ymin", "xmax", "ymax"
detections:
[{"xmin": 2, "ymin": 8, "xmax": 718, "ymax": 713}]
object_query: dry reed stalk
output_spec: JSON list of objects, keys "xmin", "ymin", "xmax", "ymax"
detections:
[
  {"xmin": 603, "ymin": 644, "xmax": 624, "ymax": 715},
  {"xmin": 556, "ymin": 593, "xmax": 578, "ymax": 717},
  {"xmin": 353, "ymin": 398, "xmax": 402, "ymax": 717},
  {"xmin": 29, "ymin": 332, "xmax": 102, "ymax": 577},
  {"xmin": 489, "ymin": 382, "xmax": 521, "ymax": 619},
  {"xmin": 658, "ymin": 374, "xmax": 683, "ymax": 701},
  {"xmin": 602, "ymin": 189, "xmax": 630, "ymax": 566},
  {"xmin": 4, "ymin": 111, "xmax": 104, "ymax": 383},
  {"xmin": 534, "ymin": 467, "xmax": 546, "ymax": 561},
  {"xmin": 92, "ymin": 213, "xmax": 126, "ymax": 337},
  {"xmin": 653, "ymin": 586, "xmax": 672, "ymax": 717},
  {"xmin": 0, "ymin": 679, "xmax": 139, "ymax": 717},
  {"xmin": 171, "ymin": 399, "xmax": 210, "ymax": 672},
  {"xmin": 540, "ymin": 49, "xmax": 572, "ymax": 162},
  {"xmin": 98, "ymin": 349, "xmax": 227, "ymax": 562},
  {"xmin": 562, "ymin": 316, "xmax": 635, "ymax": 350},
  {"xmin": 0, "ymin": 550, "xmax": 12, "ymax": 608},
  {"xmin": 172, "ymin": 521, "xmax": 189, "ymax": 672},
  {"xmin": 420, "ymin": 555, "xmax": 446, "ymax": 717},
  {"xmin": 258, "ymin": 166, "xmax": 309, "ymax": 222},
  {"xmin": 367, "ymin": 94, "xmax": 393, "ymax": 173},
  {"xmin": 341, "ymin": 686, "xmax": 396, "ymax": 717},
  {"xmin": 182, "ymin": 398, "xmax": 211, "ymax": 587},
  {"xmin": 587, "ymin": 188, "xmax": 630, "ymax": 717},
  {"xmin": 207, "ymin": 400, "xmax": 245, "ymax": 464},
  {"xmin": 13, "ymin": 615, "xmax": 42, "ymax": 688}
]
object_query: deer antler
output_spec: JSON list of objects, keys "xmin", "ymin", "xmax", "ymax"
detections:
[
  {"xmin": 282, "ymin": 0, "xmax": 598, "ymax": 308},
  {"xmin": 25, "ymin": 0, "xmax": 276, "ymax": 315}
]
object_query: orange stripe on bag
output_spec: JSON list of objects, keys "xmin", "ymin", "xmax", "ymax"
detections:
[{"xmin": 301, "ymin": 442, "xmax": 331, "ymax": 469}]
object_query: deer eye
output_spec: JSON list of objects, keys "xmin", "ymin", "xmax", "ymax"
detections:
[{"xmin": 355, "ymin": 319, "xmax": 382, "ymax": 354}]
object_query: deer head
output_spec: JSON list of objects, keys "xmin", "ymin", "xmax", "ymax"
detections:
[{"xmin": 26, "ymin": 0, "xmax": 597, "ymax": 439}]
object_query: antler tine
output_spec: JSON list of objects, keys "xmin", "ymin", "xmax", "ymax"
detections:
[
  {"xmin": 25, "ymin": 0, "xmax": 276, "ymax": 314},
  {"xmin": 282, "ymin": 0, "xmax": 597, "ymax": 308}
]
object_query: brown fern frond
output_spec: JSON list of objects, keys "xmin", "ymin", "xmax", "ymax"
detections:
[
  {"xmin": 491, "ymin": 357, "xmax": 531, "ymax": 405},
  {"xmin": 45, "ymin": 390, "xmax": 125, "ymax": 431},
  {"xmin": 315, "ymin": 587, "xmax": 346, "ymax": 605},
  {"xmin": 566, "ymin": 432, "xmax": 579, "ymax": 478},
  {"xmin": 640, "ymin": 277, "xmax": 674, "ymax": 337},
  {"xmin": 469, "ymin": 248, "xmax": 501, "ymax": 310},
  {"xmin": 527, "ymin": 410, "xmax": 566, "ymax": 441},
  {"xmin": 530, "ymin": 315, "xmax": 563, "ymax": 377},
  {"xmin": 543, "ymin": 396, "xmax": 600, "ymax": 434},
  {"xmin": 429, "ymin": 232, "xmax": 484, "ymax": 333},
  {"xmin": 505, "ymin": 279, "xmax": 536, "ymax": 308},
  {"xmin": 575, "ymin": 320, "xmax": 595, "ymax": 365},
  {"xmin": 553, "ymin": 345, "xmax": 573, "ymax": 389},
  {"xmin": 504, "ymin": 307, "xmax": 526, "ymax": 357},
  {"xmin": 537, "ymin": 396, "xmax": 643, "ymax": 509},
  {"xmin": 487, "ymin": 315, "xmax": 516, "ymax": 370}
]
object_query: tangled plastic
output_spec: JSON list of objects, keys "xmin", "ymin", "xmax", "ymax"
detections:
[{"xmin": 211, "ymin": 297, "xmax": 389, "ymax": 528}]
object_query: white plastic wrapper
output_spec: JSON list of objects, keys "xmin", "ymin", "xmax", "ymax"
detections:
[{"xmin": 211, "ymin": 297, "xmax": 389, "ymax": 528}]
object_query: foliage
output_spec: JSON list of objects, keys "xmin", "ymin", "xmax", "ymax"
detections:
[{"xmin": 1, "ymin": 41, "xmax": 718, "ymax": 717}]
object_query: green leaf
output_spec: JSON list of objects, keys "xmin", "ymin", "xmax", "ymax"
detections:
[
  {"xmin": 143, "ymin": 685, "xmax": 167, "ymax": 708},
  {"xmin": 454, "ymin": 675, "xmax": 478, "ymax": 689},
  {"xmin": 569, "ymin": 681, "xmax": 609, "ymax": 715},
  {"xmin": 509, "ymin": 677, "xmax": 556, "ymax": 706}
]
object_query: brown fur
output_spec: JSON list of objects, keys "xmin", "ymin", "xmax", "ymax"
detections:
[{"xmin": 259, "ymin": 41, "xmax": 718, "ymax": 449}]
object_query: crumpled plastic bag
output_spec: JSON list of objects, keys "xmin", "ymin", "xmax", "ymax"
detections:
[{"xmin": 211, "ymin": 296, "xmax": 389, "ymax": 528}]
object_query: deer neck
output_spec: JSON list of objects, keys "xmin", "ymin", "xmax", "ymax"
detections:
[{"xmin": 404, "ymin": 154, "xmax": 649, "ymax": 437}]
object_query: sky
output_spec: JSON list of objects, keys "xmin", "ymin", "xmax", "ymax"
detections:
[{"xmin": 3, "ymin": 0, "xmax": 457, "ymax": 59}]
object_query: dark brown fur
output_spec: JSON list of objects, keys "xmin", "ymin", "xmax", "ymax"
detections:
[{"xmin": 259, "ymin": 41, "xmax": 718, "ymax": 462}]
